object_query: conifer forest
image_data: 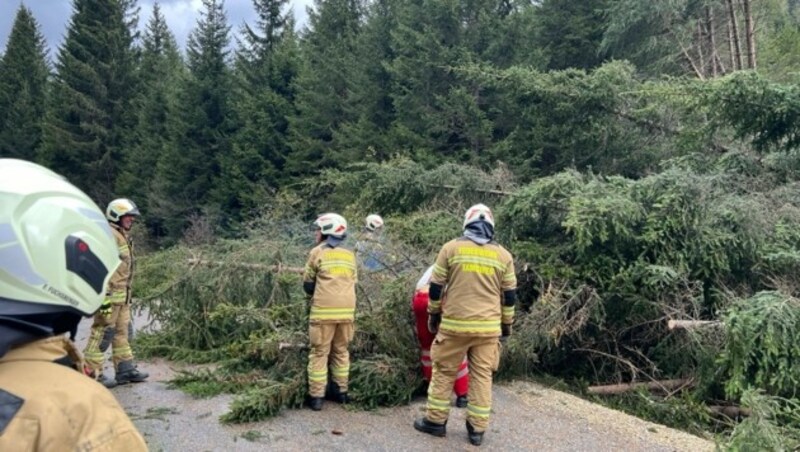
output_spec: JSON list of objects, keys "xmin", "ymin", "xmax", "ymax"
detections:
[{"xmin": 3, "ymin": 0, "xmax": 800, "ymax": 448}]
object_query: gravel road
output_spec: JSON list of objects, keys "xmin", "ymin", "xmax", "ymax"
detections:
[{"xmin": 75, "ymin": 316, "xmax": 714, "ymax": 452}]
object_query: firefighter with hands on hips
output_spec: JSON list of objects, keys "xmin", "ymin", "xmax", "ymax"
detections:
[
  {"xmin": 82, "ymin": 198, "xmax": 149, "ymax": 387},
  {"xmin": 303, "ymin": 213, "xmax": 358, "ymax": 411},
  {"xmin": 412, "ymin": 265, "xmax": 469, "ymax": 408},
  {"xmin": 0, "ymin": 158, "xmax": 147, "ymax": 450},
  {"xmin": 413, "ymin": 204, "xmax": 516, "ymax": 446}
]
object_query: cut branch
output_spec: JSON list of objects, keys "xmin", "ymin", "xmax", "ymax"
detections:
[
  {"xmin": 430, "ymin": 184, "xmax": 513, "ymax": 196},
  {"xmin": 667, "ymin": 320, "xmax": 723, "ymax": 330},
  {"xmin": 587, "ymin": 379, "xmax": 695, "ymax": 395},
  {"xmin": 708, "ymin": 405, "xmax": 752, "ymax": 418}
]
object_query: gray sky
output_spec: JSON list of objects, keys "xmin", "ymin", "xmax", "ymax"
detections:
[{"xmin": 0, "ymin": 0, "xmax": 312, "ymax": 61}]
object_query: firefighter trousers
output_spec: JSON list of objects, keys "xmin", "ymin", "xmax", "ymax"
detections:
[
  {"xmin": 412, "ymin": 291, "xmax": 469, "ymax": 396},
  {"xmin": 425, "ymin": 331, "xmax": 501, "ymax": 432},
  {"xmin": 307, "ymin": 322, "xmax": 354, "ymax": 398},
  {"xmin": 84, "ymin": 302, "xmax": 133, "ymax": 375}
]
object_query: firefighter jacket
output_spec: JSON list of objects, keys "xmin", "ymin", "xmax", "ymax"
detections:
[
  {"xmin": 429, "ymin": 237, "xmax": 516, "ymax": 337},
  {"xmin": 107, "ymin": 223, "xmax": 134, "ymax": 304},
  {"xmin": 304, "ymin": 243, "xmax": 357, "ymax": 324},
  {"xmin": 0, "ymin": 336, "xmax": 147, "ymax": 451}
]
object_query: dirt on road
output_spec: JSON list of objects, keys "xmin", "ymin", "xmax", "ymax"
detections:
[{"xmin": 75, "ymin": 317, "xmax": 715, "ymax": 452}]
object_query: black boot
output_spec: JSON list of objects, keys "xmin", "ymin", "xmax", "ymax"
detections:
[
  {"xmin": 115, "ymin": 360, "xmax": 149, "ymax": 384},
  {"xmin": 466, "ymin": 421, "xmax": 484, "ymax": 446},
  {"xmin": 413, "ymin": 418, "xmax": 446, "ymax": 437},
  {"xmin": 97, "ymin": 373, "xmax": 118, "ymax": 389},
  {"xmin": 327, "ymin": 381, "xmax": 350, "ymax": 404},
  {"xmin": 455, "ymin": 395, "xmax": 468, "ymax": 408},
  {"xmin": 309, "ymin": 397, "xmax": 323, "ymax": 411}
]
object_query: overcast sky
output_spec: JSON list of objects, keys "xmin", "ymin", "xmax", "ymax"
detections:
[{"xmin": 0, "ymin": 0, "xmax": 313, "ymax": 61}]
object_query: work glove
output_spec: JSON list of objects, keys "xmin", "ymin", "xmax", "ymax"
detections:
[
  {"xmin": 501, "ymin": 323, "xmax": 512, "ymax": 341},
  {"xmin": 428, "ymin": 313, "xmax": 441, "ymax": 334}
]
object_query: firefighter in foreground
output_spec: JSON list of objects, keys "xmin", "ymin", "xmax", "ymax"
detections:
[
  {"xmin": 0, "ymin": 158, "xmax": 147, "ymax": 450},
  {"xmin": 82, "ymin": 198, "xmax": 149, "ymax": 387},
  {"xmin": 303, "ymin": 213, "xmax": 358, "ymax": 411},
  {"xmin": 413, "ymin": 204, "xmax": 516, "ymax": 446},
  {"xmin": 412, "ymin": 265, "xmax": 469, "ymax": 408}
]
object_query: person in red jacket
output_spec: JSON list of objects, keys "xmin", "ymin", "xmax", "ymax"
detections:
[{"xmin": 412, "ymin": 265, "xmax": 469, "ymax": 408}]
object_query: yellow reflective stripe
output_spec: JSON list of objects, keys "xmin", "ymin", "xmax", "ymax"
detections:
[
  {"xmin": 467, "ymin": 404, "xmax": 491, "ymax": 418},
  {"xmin": 118, "ymin": 244, "xmax": 129, "ymax": 252},
  {"xmin": 441, "ymin": 317, "xmax": 501, "ymax": 333},
  {"xmin": 502, "ymin": 306, "xmax": 515, "ymax": 316},
  {"xmin": 112, "ymin": 346, "xmax": 132, "ymax": 357},
  {"xmin": 320, "ymin": 260, "xmax": 356, "ymax": 267},
  {"xmin": 432, "ymin": 263, "xmax": 447, "ymax": 278},
  {"xmin": 503, "ymin": 272, "xmax": 516, "ymax": 281},
  {"xmin": 427, "ymin": 396, "xmax": 450, "ymax": 411},
  {"xmin": 448, "ymin": 256, "xmax": 506, "ymax": 271},
  {"xmin": 308, "ymin": 368, "xmax": 328, "ymax": 382},
  {"xmin": 106, "ymin": 292, "xmax": 126, "ymax": 303},
  {"xmin": 331, "ymin": 366, "xmax": 349, "ymax": 377},
  {"xmin": 309, "ymin": 306, "xmax": 355, "ymax": 320},
  {"xmin": 428, "ymin": 300, "xmax": 441, "ymax": 310}
]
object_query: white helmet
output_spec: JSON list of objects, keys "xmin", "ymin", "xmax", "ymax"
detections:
[
  {"xmin": 365, "ymin": 214, "xmax": 384, "ymax": 232},
  {"xmin": 463, "ymin": 203, "xmax": 495, "ymax": 229},
  {"xmin": 106, "ymin": 198, "xmax": 140, "ymax": 223},
  {"xmin": 0, "ymin": 159, "xmax": 121, "ymax": 317},
  {"xmin": 314, "ymin": 213, "xmax": 348, "ymax": 238}
]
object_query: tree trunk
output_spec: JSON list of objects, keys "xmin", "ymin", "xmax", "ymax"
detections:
[
  {"xmin": 587, "ymin": 379, "xmax": 694, "ymax": 395},
  {"xmin": 186, "ymin": 258, "xmax": 305, "ymax": 274},
  {"xmin": 726, "ymin": 0, "xmax": 743, "ymax": 70},
  {"xmin": 742, "ymin": 0, "xmax": 756, "ymax": 69},
  {"xmin": 697, "ymin": 22, "xmax": 706, "ymax": 77},
  {"xmin": 706, "ymin": 6, "xmax": 723, "ymax": 76}
]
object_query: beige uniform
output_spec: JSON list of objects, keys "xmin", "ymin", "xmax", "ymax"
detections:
[
  {"xmin": 426, "ymin": 237, "xmax": 516, "ymax": 431},
  {"xmin": 303, "ymin": 243, "xmax": 357, "ymax": 397},
  {"xmin": 84, "ymin": 223, "xmax": 134, "ymax": 374},
  {"xmin": 0, "ymin": 336, "xmax": 147, "ymax": 451}
]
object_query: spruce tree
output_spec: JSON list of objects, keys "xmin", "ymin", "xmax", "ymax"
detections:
[
  {"xmin": 39, "ymin": 0, "xmax": 138, "ymax": 201},
  {"xmin": 117, "ymin": 2, "xmax": 184, "ymax": 237},
  {"xmin": 285, "ymin": 0, "xmax": 364, "ymax": 177},
  {"xmin": 151, "ymin": 0, "xmax": 234, "ymax": 238},
  {"xmin": 534, "ymin": 0, "xmax": 610, "ymax": 70},
  {"xmin": 0, "ymin": 5, "xmax": 49, "ymax": 161},
  {"xmin": 218, "ymin": 0, "xmax": 299, "ymax": 219}
]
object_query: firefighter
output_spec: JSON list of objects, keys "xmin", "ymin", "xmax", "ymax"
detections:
[
  {"xmin": 413, "ymin": 204, "xmax": 516, "ymax": 446},
  {"xmin": 0, "ymin": 158, "xmax": 147, "ymax": 450},
  {"xmin": 412, "ymin": 266, "xmax": 469, "ymax": 408},
  {"xmin": 82, "ymin": 198, "xmax": 149, "ymax": 387},
  {"xmin": 355, "ymin": 214, "xmax": 385, "ymax": 272},
  {"xmin": 304, "ymin": 213, "xmax": 358, "ymax": 411}
]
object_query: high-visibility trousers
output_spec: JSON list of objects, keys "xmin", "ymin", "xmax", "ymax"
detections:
[
  {"xmin": 84, "ymin": 297, "xmax": 133, "ymax": 375},
  {"xmin": 425, "ymin": 331, "xmax": 501, "ymax": 432},
  {"xmin": 412, "ymin": 290, "xmax": 469, "ymax": 396},
  {"xmin": 307, "ymin": 321, "xmax": 354, "ymax": 398}
]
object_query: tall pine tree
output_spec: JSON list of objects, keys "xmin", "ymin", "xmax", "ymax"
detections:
[
  {"xmin": 217, "ymin": 0, "xmax": 299, "ymax": 220},
  {"xmin": 117, "ymin": 2, "xmax": 184, "ymax": 237},
  {"xmin": 0, "ymin": 5, "xmax": 49, "ymax": 161},
  {"xmin": 39, "ymin": 0, "xmax": 138, "ymax": 201},
  {"xmin": 151, "ymin": 0, "xmax": 234, "ymax": 238},
  {"xmin": 285, "ymin": 0, "xmax": 364, "ymax": 177}
]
